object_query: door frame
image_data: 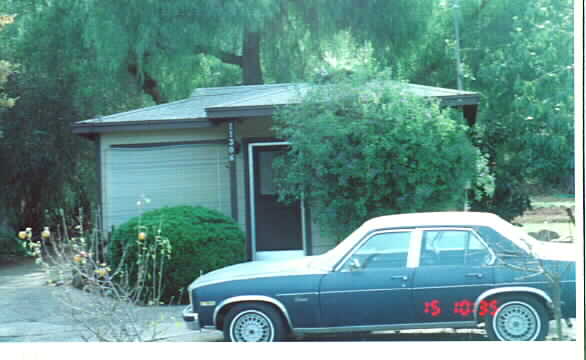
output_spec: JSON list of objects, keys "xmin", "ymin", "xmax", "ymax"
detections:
[{"xmin": 244, "ymin": 139, "xmax": 310, "ymax": 261}]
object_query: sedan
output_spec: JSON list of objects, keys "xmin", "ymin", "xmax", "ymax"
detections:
[{"xmin": 182, "ymin": 212, "xmax": 576, "ymax": 341}]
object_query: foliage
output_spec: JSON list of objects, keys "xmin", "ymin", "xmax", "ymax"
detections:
[
  {"xmin": 474, "ymin": 0, "xmax": 574, "ymax": 191},
  {"xmin": 109, "ymin": 205, "xmax": 246, "ymax": 303},
  {"xmin": 406, "ymin": 0, "xmax": 574, "ymax": 218},
  {"xmin": 0, "ymin": 13, "xmax": 17, "ymax": 109},
  {"xmin": 20, "ymin": 208, "xmax": 174, "ymax": 342},
  {"xmin": 0, "ymin": 2, "xmax": 101, "ymax": 233},
  {"xmin": 272, "ymin": 70, "xmax": 491, "ymax": 239}
]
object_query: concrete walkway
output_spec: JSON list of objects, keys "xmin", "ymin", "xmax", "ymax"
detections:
[{"xmin": 0, "ymin": 257, "xmax": 576, "ymax": 342}]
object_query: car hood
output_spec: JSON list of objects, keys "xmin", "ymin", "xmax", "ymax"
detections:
[{"xmin": 189, "ymin": 256, "xmax": 325, "ymax": 290}]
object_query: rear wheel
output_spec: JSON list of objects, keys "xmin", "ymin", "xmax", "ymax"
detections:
[
  {"xmin": 223, "ymin": 302, "xmax": 287, "ymax": 342},
  {"xmin": 485, "ymin": 295, "xmax": 549, "ymax": 341}
]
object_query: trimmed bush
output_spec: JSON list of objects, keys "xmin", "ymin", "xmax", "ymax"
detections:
[{"xmin": 108, "ymin": 206, "xmax": 246, "ymax": 303}]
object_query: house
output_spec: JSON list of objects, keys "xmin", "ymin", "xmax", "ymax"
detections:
[{"xmin": 72, "ymin": 82, "xmax": 480, "ymax": 261}]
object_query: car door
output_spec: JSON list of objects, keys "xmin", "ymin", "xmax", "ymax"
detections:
[
  {"xmin": 412, "ymin": 228, "xmax": 495, "ymax": 324},
  {"xmin": 318, "ymin": 230, "xmax": 416, "ymax": 327}
]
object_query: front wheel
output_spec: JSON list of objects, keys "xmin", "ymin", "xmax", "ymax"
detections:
[
  {"xmin": 485, "ymin": 295, "xmax": 549, "ymax": 341},
  {"xmin": 223, "ymin": 302, "xmax": 287, "ymax": 342}
]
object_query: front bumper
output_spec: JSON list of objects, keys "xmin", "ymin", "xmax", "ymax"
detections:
[{"xmin": 182, "ymin": 305, "xmax": 200, "ymax": 331}]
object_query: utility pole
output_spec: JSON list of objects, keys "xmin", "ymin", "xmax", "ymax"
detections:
[
  {"xmin": 452, "ymin": 0, "xmax": 469, "ymax": 210},
  {"xmin": 452, "ymin": 0, "xmax": 463, "ymax": 91}
]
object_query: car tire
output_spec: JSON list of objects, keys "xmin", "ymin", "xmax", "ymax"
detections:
[
  {"xmin": 223, "ymin": 302, "xmax": 288, "ymax": 342},
  {"xmin": 485, "ymin": 295, "xmax": 549, "ymax": 341}
]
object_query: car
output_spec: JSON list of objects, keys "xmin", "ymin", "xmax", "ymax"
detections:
[{"xmin": 182, "ymin": 212, "xmax": 576, "ymax": 342}]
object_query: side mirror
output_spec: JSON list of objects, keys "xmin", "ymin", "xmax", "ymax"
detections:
[{"xmin": 349, "ymin": 257, "xmax": 362, "ymax": 271}]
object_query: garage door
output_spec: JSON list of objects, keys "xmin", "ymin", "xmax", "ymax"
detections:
[{"xmin": 104, "ymin": 143, "xmax": 230, "ymax": 231}]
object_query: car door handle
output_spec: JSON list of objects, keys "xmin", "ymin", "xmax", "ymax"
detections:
[
  {"xmin": 465, "ymin": 273, "xmax": 484, "ymax": 279},
  {"xmin": 391, "ymin": 275, "xmax": 408, "ymax": 281}
]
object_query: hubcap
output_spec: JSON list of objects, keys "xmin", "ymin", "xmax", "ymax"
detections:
[
  {"xmin": 231, "ymin": 310, "xmax": 274, "ymax": 342},
  {"xmin": 493, "ymin": 302, "xmax": 540, "ymax": 341}
]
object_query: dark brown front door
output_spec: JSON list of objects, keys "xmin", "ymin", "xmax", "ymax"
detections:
[{"xmin": 249, "ymin": 143, "xmax": 304, "ymax": 260}]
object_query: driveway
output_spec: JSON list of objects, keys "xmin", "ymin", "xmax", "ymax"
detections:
[
  {"xmin": 0, "ymin": 257, "xmax": 219, "ymax": 342},
  {"xmin": 0, "ymin": 257, "xmax": 576, "ymax": 342}
]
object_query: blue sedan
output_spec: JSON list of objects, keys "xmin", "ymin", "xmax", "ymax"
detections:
[{"xmin": 182, "ymin": 212, "xmax": 576, "ymax": 341}]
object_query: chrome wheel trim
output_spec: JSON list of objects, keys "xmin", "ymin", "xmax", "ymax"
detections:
[
  {"xmin": 230, "ymin": 310, "xmax": 275, "ymax": 342},
  {"xmin": 492, "ymin": 301, "xmax": 541, "ymax": 341}
]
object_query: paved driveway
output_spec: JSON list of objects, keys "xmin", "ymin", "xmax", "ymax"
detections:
[{"xmin": 0, "ymin": 257, "xmax": 576, "ymax": 342}]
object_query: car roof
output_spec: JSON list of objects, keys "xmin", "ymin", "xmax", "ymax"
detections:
[{"xmin": 363, "ymin": 212, "xmax": 505, "ymax": 230}]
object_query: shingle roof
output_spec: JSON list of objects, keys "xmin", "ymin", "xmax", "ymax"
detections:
[{"xmin": 73, "ymin": 82, "xmax": 479, "ymax": 135}]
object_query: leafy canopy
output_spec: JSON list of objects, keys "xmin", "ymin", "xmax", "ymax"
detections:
[{"xmin": 273, "ymin": 70, "xmax": 490, "ymax": 239}]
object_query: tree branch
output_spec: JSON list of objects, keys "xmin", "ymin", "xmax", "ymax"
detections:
[{"xmin": 194, "ymin": 46, "xmax": 242, "ymax": 67}]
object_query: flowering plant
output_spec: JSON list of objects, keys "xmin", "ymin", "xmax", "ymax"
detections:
[{"xmin": 19, "ymin": 205, "xmax": 174, "ymax": 341}]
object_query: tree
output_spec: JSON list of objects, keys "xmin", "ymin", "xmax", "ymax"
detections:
[
  {"xmin": 0, "ymin": 13, "xmax": 17, "ymax": 109},
  {"xmin": 403, "ymin": 0, "xmax": 574, "ymax": 219},
  {"xmin": 36, "ymin": 0, "xmax": 437, "ymax": 104},
  {"xmin": 272, "ymin": 70, "xmax": 491, "ymax": 239},
  {"xmin": 0, "ymin": 1, "xmax": 101, "ymax": 232}
]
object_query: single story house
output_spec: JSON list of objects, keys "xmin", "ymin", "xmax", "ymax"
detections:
[{"xmin": 72, "ymin": 82, "xmax": 480, "ymax": 261}]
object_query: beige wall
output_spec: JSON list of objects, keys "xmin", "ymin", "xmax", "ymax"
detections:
[{"xmin": 99, "ymin": 119, "xmax": 336, "ymax": 256}]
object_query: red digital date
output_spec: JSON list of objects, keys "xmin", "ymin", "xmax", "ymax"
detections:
[{"xmin": 424, "ymin": 299, "xmax": 498, "ymax": 317}]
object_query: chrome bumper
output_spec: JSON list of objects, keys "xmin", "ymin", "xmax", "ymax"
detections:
[{"xmin": 182, "ymin": 305, "xmax": 200, "ymax": 331}]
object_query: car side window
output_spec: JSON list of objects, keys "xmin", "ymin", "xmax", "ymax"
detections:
[
  {"xmin": 420, "ymin": 230, "xmax": 491, "ymax": 267},
  {"xmin": 342, "ymin": 231, "xmax": 411, "ymax": 271}
]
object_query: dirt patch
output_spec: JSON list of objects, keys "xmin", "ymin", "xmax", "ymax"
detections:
[{"xmin": 515, "ymin": 205, "xmax": 575, "ymax": 224}]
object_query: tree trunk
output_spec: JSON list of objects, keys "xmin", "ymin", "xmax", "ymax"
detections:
[
  {"xmin": 242, "ymin": 31, "xmax": 263, "ymax": 85},
  {"xmin": 552, "ymin": 275, "xmax": 564, "ymax": 340},
  {"xmin": 127, "ymin": 64, "xmax": 168, "ymax": 104}
]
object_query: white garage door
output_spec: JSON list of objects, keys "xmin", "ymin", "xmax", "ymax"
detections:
[{"xmin": 104, "ymin": 143, "xmax": 230, "ymax": 231}]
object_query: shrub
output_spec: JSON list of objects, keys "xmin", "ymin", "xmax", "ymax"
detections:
[
  {"xmin": 273, "ymin": 69, "xmax": 493, "ymax": 240},
  {"xmin": 108, "ymin": 205, "xmax": 246, "ymax": 303}
]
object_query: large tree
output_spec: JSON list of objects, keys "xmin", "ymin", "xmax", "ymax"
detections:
[
  {"xmin": 55, "ymin": 0, "xmax": 436, "ymax": 103},
  {"xmin": 403, "ymin": 0, "xmax": 574, "ymax": 219}
]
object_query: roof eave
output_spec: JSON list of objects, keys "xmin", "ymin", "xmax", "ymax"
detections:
[
  {"xmin": 205, "ymin": 93, "xmax": 481, "ymax": 120},
  {"xmin": 71, "ymin": 118, "xmax": 215, "ymax": 137}
]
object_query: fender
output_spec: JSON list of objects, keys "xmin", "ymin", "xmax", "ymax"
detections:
[
  {"xmin": 473, "ymin": 286, "xmax": 553, "ymax": 322},
  {"xmin": 213, "ymin": 295, "xmax": 294, "ymax": 329}
]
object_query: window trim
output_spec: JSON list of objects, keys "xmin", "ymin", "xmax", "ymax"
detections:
[{"xmin": 415, "ymin": 227, "xmax": 496, "ymax": 267}]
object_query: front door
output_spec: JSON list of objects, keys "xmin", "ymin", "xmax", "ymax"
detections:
[
  {"xmin": 319, "ymin": 230, "xmax": 415, "ymax": 327},
  {"xmin": 249, "ymin": 142, "xmax": 304, "ymax": 261}
]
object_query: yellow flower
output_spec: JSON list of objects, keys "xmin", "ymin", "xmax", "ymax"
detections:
[
  {"xmin": 138, "ymin": 232, "xmax": 147, "ymax": 241},
  {"xmin": 94, "ymin": 267, "xmax": 109, "ymax": 277},
  {"xmin": 41, "ymin": 227, "xmax": 51, "ymax": 240},
  {"xmin": 73, "ymin": 255, "xmax": 82, "ymax": 263},
  {"xmin": 18, "ymin": 231, "xmax": 27, "ymax": 240}
]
